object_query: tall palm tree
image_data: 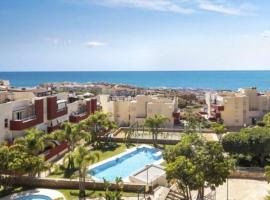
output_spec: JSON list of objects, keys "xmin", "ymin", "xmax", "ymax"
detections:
[
  {"xmin": 53, "ymin": 122, "xmax": 89, "ymax": 151},
  {"xmin": 70, "ymin": 146, "xmax": 99, "ymax": 199},
  {"xmin": 145, "ymin": 114, "xmax": 169, "ymax": 146},
  {"xmin": 83, "ymin": 111, "xmax": 117, "ymax": 148}
]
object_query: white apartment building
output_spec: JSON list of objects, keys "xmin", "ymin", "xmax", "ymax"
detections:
[
  {"xmin": 0, "ymin": 88, "xmax": 97, "ymax": 143},
  {"xmin": 98, "ymin": 95, "xmax": 179, "ymax": 127},
  {"xmin": 206, "ymin": 87, "xmax": 270, "ymax": 127}
]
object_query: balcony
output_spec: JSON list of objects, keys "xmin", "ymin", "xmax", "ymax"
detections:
[
  {"xmin": 47, "ymin": 96, "xmax": 68, "ymax": 120},
  {"xmin": 211, "ymin": 104, "xmax": 224, "ymax": 112},
  {"xmin": 10, "ymin": 99, "xmax": 44, "ymax": 131},
  {"xmin": 69, "ymin": 99, "xmax": 97, "ymax": 123}
]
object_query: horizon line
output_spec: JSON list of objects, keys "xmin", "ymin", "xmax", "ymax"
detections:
[{"xmin": 2, "ymin": 69, "xmax": 270, "ymax": 72}]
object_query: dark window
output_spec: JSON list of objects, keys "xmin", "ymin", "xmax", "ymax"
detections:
[{"xmin": 4, "ymin": 119, "xmax": 8, "ymax": 128}]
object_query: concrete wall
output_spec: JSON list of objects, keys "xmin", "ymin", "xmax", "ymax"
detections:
[{"xmin": 1, "ymin": 176, "xmax": 149, "ymax": 193}]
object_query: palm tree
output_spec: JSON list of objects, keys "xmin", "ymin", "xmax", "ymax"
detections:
[
  {"xmin": 53, "ymin": 122, "xmax": 89, "ymax": 151},
  {"xmin": 82, "ymin": 111, "xmax": 117, "ymax": 148},
  {"xmin": 103, "ymin": 177, "xmax": 124, "ymax": 200},
  {"xmin": 70, "ymin": 146, "xmax": 99, "ymax": 199},
  {"xmin": 145, "ymin": 114, "xmax": 169, "ymax": 146},
  {"xmin": 14, "ymin": 128, "xmax": 46, "ymax": 155}
]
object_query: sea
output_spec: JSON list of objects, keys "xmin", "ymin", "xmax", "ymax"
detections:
[{"xmin": 1, "ymin": 71, "xmax": 270, "ymax": 90}]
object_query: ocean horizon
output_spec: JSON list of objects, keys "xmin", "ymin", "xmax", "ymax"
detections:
[{"xmin": 1, "ymin": 71, "xmax": 270, "ymax": 90}]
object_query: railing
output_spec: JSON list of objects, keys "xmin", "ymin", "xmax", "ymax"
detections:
[
  {"xmin": 13, "ymin": 115, "xmax": 36, "ymax": 122},
  {"xmin": 57, "ymin": 107, "xmax": 67, "ymax": 112}
]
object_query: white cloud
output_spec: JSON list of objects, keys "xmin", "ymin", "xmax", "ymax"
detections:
[
  {"xmin": 198, "ymin": 0, "xmax": 252, "ymax": 15},
  {"xmin": 91, "ymin": 0, "xmax": 194, "ymax": 14},
  {"xmin": 261, "ymin": 30, "xmax": 270, "ymax": 38},
  {"xmin": 86, "ymin": 41, "xmax": 107, "ymax": 48},
  {"xmin": 84, "ymin": 0, "xmax": 254, "ymax": 16}
]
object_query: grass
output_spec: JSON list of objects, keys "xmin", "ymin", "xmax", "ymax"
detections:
[
  {"xmin": 58, "ymin": 189, "xmax": 137, "ymax": 200},
  {"xmin": 48, "ymin": 142, "xmax": 131, "ymax": 179}
]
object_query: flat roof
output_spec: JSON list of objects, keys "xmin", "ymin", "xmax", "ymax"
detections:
[{"xmin": 132, "ymin": 165, "xmax": 165, "ymax": 183}]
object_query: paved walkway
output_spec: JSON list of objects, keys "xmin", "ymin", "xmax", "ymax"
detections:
[{"xmin": 215, "ymin": 178, "xmax": 270, "ymax": 200}]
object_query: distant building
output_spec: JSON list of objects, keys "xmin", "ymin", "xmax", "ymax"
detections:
[
  {"xmin": 98, "ymin": 94, "xmax": 180, "ymax": 127},
  {"xmin": 0, "ymin": 80, "xmax": 10, "ymax": 90},
  {"xmin": 206, "ymin": 87, "xmax": 270, "ymax": 127}
]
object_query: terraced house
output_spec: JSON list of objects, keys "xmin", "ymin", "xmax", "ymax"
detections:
[
  {"xmin": 206, "ymin": 87, "xmax": 270, "ymax": 127},
  {"xmin": 0, "ymin": 87, "xmax": 97, "ymax": 143},
  {"xmin": 98, "ymin": 94, "xmax": 180, "ymax": 127}
]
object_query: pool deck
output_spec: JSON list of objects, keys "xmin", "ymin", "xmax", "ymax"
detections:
[
  {"xmin": 88, "ymin": 144, "xmax": 164, "ymax": 182},
  {"xmin": 0, "ymin": 188, "xmax": 66, "ymax": 200}
]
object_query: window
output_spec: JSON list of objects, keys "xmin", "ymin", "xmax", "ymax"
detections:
[
  {"xmin": 16, "ymin": 112, "xmax": 22, "ymax": 120},
  {"xmin": 4, "ymin": 119, "xmax": 8, "ymax": 128}
]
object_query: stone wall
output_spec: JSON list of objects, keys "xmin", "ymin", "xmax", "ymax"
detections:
[
  {"xmin": 1, "ymin": 176, "xmax": 149, "ymax": 192},
  {"xmin": 101, "ymin": 136, "xmax": 180, "ymax": 145}
]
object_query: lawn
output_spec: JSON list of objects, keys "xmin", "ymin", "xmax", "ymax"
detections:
[
  {"xmin": 58, "ymin": 189, "xmax": 137, "ymax": 200},
  {"xmin": 48, "ymin": 142, "xmax": 131, "ymax": 179}
]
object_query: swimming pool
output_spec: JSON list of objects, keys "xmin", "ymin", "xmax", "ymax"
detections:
[
  {"xmin": 89, "ymin": 145, "xmax": 163, "ymax": 181},
  {"xmin": 16, "ymin": 195, "xmax": 52, "ymax": 200}
]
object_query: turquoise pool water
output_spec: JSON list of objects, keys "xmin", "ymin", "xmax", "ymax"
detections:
[
  {"xmin": 89, "ymin": 146, "xmax": 162, "ymax": 181},
  {"xmin": 16, "ymin": 195, "xmax": 52, "ymax": 200}
]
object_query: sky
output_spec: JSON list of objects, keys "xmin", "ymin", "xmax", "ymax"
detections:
[{"xmin": 0, "ymin": 0, "xmax": 270, "ymax": 71}]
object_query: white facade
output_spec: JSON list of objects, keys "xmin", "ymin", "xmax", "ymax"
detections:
[
  {"xmin": 98, "ymin": 95, "xmax": 178, "ymax": 127},
  {"xmin": 206, "ymin": 88, "xmax": 270, "ymax": 127},
  {"xmin": 0, "ymin": 90, "xmax": 95, "ymax": 143}
]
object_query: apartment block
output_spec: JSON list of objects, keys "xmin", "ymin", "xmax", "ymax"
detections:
[
  {"xmin": 0, "ymin": 88, "xmax": 97, "ymax": 142},
  {"xmin": 206, "ymin": 87, "xmax": 270, "ymax": 127},
  {"xmin": 98, "ymin": 95, "xmax": 179, "ymax": 127}
]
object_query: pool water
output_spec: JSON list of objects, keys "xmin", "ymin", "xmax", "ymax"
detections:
[
  {"xmin": 16, "ymin": 195, "xmax": 52, "ymax": 200},
  {"xmin": 90, "ymin": 146, "xmax": 163, "ymax": 181}
]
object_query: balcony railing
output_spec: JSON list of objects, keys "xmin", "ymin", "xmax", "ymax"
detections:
[
  {"xmin": 10, "ymin": 99, "xmax": 44, "ymax": 131},
  {"xmin": 69, "ymin": 111, "xmax": 89, "ymax": 123}
]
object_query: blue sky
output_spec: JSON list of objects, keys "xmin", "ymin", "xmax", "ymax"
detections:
[{"xmin": 0, "ymin": 0, "xmax": 270, "ymax": 71}]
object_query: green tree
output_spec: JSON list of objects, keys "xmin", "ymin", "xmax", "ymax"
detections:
[
  {"xmin": 69, "ymin": 146, "xmax": 99, "ymax": 199},
  {"xmin": 103, "ymin": 177, "xmax": 124, "ymax": 200},
  {"xmin": 83, "ymin": 111, "xmax": 117, "ymax": 148},
  {"xmin": 53, "ymin": 122, "xmax": 90, "ymax": 171},
  {"xmin": 164, "ymin": 134, "xmax": 233, "ymax": 200},
  {"xmin": 14, "ymin": 128, "xmax": 46, "ymax": 155},
  {"xmin": 263, "ymin": 112, "xmax": 270, "ymax": 127},
  {"xmin": 222, "ymin": 127, "xmax": 270, "ymax": 166},
  {"xmin": 184, "ymin": 109, "xmax": 202, "ymax": 134},
  {"xmin": 211, "ymin": 122, "xmax": 227, "ymax": 142},
  {"xmin": 265, "ymin": 166, "xmax": 270, "ymax": 183},
  {"xmin": 53, "ymin": 122, "xmax": 89, "ymax": 151},
  {"xmin": 145, "ymin": 114, "xmax": 169, "ymax": 146}
]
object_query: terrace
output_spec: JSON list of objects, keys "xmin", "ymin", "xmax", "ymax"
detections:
[
  {"xmin": 10, "ymin": 99, "xmax": 44, "ymax": 131},
  {"xmin": 69, "ymin": 99, "xmax": 97, "ymax": 123}
]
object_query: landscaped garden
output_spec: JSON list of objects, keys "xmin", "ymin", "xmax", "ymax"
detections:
[{"xmin": 1, "ymin": 110, "xmax": 269, "ymax": 200}]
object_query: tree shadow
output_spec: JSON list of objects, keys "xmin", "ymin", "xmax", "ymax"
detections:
[{"xmin": 94, "ymin": 142, "xmax": 120, "ymax": 153}]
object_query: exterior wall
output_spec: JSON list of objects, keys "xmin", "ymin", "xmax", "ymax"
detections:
[
  {"xmin": 47, "ymin": 96, "xmax": 68, "ymax": 120},
  {"xmin": 113, "ymin": 101, "xmax": 130, "ymax": 126},
  {"xmin": 98, "ymin": 95, "xmax": 177, "ymax": 127},
  {"xmin": 12, "ymin": 91, "xmax": 35, "ymax": 100},
  {"xmin": 207, "ymin": 88, "xmax": 270, "ymax": 127},
  {"xmin": 0, "ymin": 90, "xmax": 96, "ymax": 142}
]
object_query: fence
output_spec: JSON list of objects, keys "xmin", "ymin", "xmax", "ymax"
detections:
[{"xmin": 0, "ymin": 176, "xmax": 150, "ymax": 193}]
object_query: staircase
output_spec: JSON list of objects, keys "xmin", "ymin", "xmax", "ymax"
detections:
[{"xmin": 165, "ymin": 190, "xmax": 185, "ymax": 200}]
